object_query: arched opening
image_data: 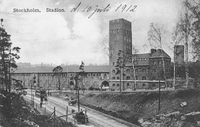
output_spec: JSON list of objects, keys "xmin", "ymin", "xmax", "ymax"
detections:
[
  {"xmin": 126, "ymin": 76, "xmax": 130, "ymax": 80},
  {"xmin": 142, "ymin": 76, "xmax": 146, "ymax": 80},
  {"xmin": 101, "ymin": 81, "xmax": 109, "ymax": 91},
  {"xmin": 101, "ymin": 81, "xmax": 109, "ymax": 87},
  {"xmin": 127, "ymin": 83, "xmax": 130, "ymax": 87},
  {"xmin": 69, "ymin": 81, "xmax": 74, "ymax": 90},
  {"xmin": 70, "ymin": 81, "xmax": 74, "ymax": 86}
]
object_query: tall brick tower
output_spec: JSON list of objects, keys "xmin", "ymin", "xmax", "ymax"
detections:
[
  {"xmin": 109, "ymin": 18, "xmax": 132, "ymax": 66},
  {"xmin": 109, "ymin": 18, "xmax": 133, "ymax": 90}
]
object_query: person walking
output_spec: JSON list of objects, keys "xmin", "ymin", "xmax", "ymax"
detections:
[{"xmin": 40, "ymin": 90, "xmax": 44, "ymax": 108}]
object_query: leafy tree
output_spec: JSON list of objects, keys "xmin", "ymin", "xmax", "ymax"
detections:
[
  {"xmin": 170, "ymin": 64, "xmax": 186, "ymax": 78},
  {"xmin": 76, "ymin": 61, "xmax": 86, "ymax": 90},
  {"xmin": 148, "ymin": 23, "xmax": 167, "ymax": 81},
  {"xmin": 132, "ymin": 45, "xmax": 139, "ymax": 90},
  {"xmin": 188, "ymin": 61, "xmax": 200, "ymax": 87},
  {"xmin": 177, "ymin": 0, "xmax": 200, "ymax": 87},
  {"xmin": 148, "ymin": 23, "xmax": 166, "ymax": 49},
  {"xmin": 52, "ymin": 65, "xmax": 63, "ymax": 90},
  {"xmin": 170, "ymin": 18, "xmax": 185, "ymax": 87},
  {"xmin": 184, "ymin": 0, "xmax": 200, "ymax": 59},
  {"xmin": 0, "ymin": 19, "xmax": 20, "ymax": 114},
  {"xmin": 170, "ymin": 60, "xmax": 200, "ymax": 87},
  {"xmin": 115, "ymin": 50, "xmax": 126, "ymax": 92},
  {"xmin": 75, "ymin": 61, "xmax": 85, "ymax": 111},
  {"xmin": 0, "ymin": 19, "xmax": 20, "ymax": 93}
]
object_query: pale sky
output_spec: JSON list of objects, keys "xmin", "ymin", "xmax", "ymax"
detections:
[{"xmin": 0, "ymin": 0, "xmax": 188, "ymax": 65}]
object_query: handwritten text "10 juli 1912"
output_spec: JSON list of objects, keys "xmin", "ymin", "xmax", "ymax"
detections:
[{"xmin": 71, "ymin": 2, "xmax": 137, "ymax": 18}]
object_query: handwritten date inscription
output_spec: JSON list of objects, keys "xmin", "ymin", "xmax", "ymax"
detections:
[{"xmin": 71, "ymin": 2, "xmax": 137, "ymax": 18}]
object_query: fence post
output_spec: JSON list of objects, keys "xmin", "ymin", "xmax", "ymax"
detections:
[
  {"xmin": 53, "ymin": 107, "xmax": 56, "ymax": 127},
  {"xmin": 85, "ymin": 109, "xmax": 87, "ymax": 125},
  {"xmin": 74, "ymin": 117, "xmax": 76, "ymax": 125},
  {"xmin": 44, "ymin": 107, "xmax": 46, "ymax": 115},
  {"xmin": 66, "ymin": 106, "xmax": 68, "ymax": 122}
]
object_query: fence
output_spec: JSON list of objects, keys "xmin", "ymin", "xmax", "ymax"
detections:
[{"xmin": 33, "ymin": 103, "xmax": 88, "ymax": 127}]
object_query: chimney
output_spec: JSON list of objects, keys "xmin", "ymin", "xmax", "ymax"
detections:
[{"xmin": 151, "ymin": 49, "xmax": 156, "ymax": 54}]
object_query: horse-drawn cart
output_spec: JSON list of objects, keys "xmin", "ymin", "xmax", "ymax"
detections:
[
  {"xmin": 73, "ymin": 111, "xmax": 89, "ymax": 124},
  {"xmin": 68, "ymin": 99, "xmax": 77, "ymax": 106}
]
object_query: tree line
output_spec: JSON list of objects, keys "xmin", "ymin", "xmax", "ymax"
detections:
[
  {"xmin": 147, "ymin": 0, "xmax": 200, "ymax": 87},
  {"xmin": 0, "ymin": 19, "xmax": 21, "ymax": 114}
]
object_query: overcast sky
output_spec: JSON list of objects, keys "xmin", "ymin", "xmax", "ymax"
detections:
[{"xmin": 0, "ymin": 0, "xmax": 187, "ymax": 65}]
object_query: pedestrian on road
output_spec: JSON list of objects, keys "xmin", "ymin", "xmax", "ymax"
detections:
[{"xmin": 40, "ymin": 90, "xmax": 44, "ymax": 108}]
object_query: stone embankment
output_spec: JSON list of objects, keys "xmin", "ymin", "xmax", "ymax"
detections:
[{"xmin": 80, "ymin": 89, "xmax": 200, "ymax": 126}]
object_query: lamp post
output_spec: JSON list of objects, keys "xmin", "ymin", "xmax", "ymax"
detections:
[
  {"xmin": 74, "ymin": 73, "xmax": 82, "ymax": 112},
  {"xmin": 75, "ymin": 61, "xmax": 85, "ymax": 112},
  {"xmin": 48, "ymin": 75, "xmax": 50, "ymax": 95},
  {"xmin": 158, "ymin": 79, "xmax": 161, "ymax": 112},
  {"xmin": 31, "ymin": 74, "xmax": 36, "ymax": 107},
  {"xmin": 119, "ymin": 67, "xmax": 122, "ymax": 92},
  {"xmin": 74, "ymin": 75, "xmax": 80, "ymax": 111},
  {"xmin": 31, "ymin": 80, "xmax": 33, "ymax": 107}
]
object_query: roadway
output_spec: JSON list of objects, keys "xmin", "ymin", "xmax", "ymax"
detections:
[{"xmin": 24, "ymin": 90, "xmax": 139, "ymax": 127}]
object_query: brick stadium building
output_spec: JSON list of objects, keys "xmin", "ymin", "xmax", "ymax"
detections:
[
  {"xmin": 10, "ymin": 18, "xmax": 172, "ymax": 91},
  {"xmin": 109, "ymin": 18, "xmax": 171, "ymax": 90}
]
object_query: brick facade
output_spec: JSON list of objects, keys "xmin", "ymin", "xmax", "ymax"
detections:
[
  {"xmin": 9, "ymin": 18, "xmax": 172, "ymax": 91},
  {"xmin": 109, "ymin": 19, "xmax": 171, "ymax": 90}
]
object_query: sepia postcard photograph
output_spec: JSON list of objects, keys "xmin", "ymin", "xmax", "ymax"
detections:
[{"xmin": 0, "ymin": 0, "xmax": 200, "ymax": 126}]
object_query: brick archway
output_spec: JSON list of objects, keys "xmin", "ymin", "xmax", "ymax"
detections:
[
  {"xmin": 69, "ymin": 81, "xmax": 74, "ymax": 86},
  {"xmin": 101, "ymin": 81, "xmax": 109, "ymax": 88}
]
